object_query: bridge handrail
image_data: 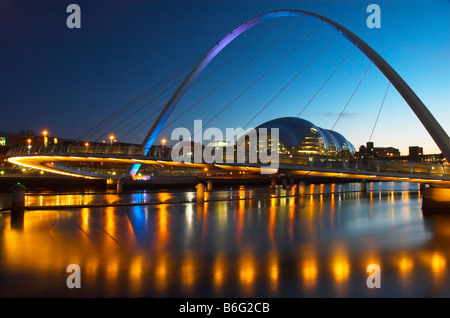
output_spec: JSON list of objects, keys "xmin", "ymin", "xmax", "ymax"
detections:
[
  {"xmin": 5, "ymin": 145, "xmax": 449, "ymax": 178},
  {"xmin": 6, "ymin": 143, "xmax": 146, "ymax": 157}
]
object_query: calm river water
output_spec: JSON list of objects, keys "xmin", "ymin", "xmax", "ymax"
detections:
[{"xmin": 0, "ymin": 182, "xmax": 449, "ymax": 297}]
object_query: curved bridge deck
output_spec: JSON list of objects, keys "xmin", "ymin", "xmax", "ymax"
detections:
[{"xmin": 6, "ymin": 144, "xmax": 450, "ymax": 185}]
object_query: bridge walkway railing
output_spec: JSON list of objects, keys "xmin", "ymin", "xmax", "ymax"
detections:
[{"xmin": 6, "ymin": 145, "xmax": 449, "ymax": 179}]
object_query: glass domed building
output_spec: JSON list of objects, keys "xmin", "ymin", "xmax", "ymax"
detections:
[{"xmin": 253, "ymin": 117, "xmax": 355, "ymax": 156}]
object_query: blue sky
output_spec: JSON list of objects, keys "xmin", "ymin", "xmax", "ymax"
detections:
[{"xmin": 0, "ymin": 0, "xmax": 448, "ymax": 154}]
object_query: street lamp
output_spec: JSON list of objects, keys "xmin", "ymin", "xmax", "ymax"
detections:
[
  {"xmin": 42, "ymin": 130, "xmax": 48, "ymax": 147},
  {"xmin": 27, "ymin": 139, "xmax": 31, "ymax": 153},
  {"xmin": 161, "ymin": 138, "xmax": 167, "ymax": 156},
  {"xmin": 109, "ymin": 135, "xmax": 114, "ymax": 146}
]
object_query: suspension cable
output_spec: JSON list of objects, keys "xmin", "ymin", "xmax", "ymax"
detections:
[
  {"xmin": 120, "ymin": 103, "xmax": 166, "ymax": 142},
  {"xmin": 157, "ymin": 17, "xmax": 307, "ymax": 137},
  {"xmin": 238, "ymin": 33, "xmax": 339, "ymax": 137},
  {"xmin": 196, "ymin": 22, "xmax": 323, "ymax": 137},
  {"xmin": 93, "ymin": 75, "xmax": 185, "ymax": 142},
  {"xmin": 331, "ymin": 62, "xmax": 372, "ymax": 131},
  {"xmin": 369, "ymin": 81, "xmax": 390, "ymax": 142},
  {"xmin": 78, "ymin": 50, "xmax": 205, "ymax": 141},
  {"xmin": 83, "ymin": 19, "xmax": 284, "ymax": 143},
  {"xmin": 195, "ymin": 18, "xmax": 285, "ymax": 84},
  {"xmin": 84, "ymin": 72, "xmax": 189, "ymax": 142},
  {"xmin": 297, "ymin": 44, "xmax": 355, "ymax": 118}
]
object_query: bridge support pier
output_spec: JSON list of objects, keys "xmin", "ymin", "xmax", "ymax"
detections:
[
  {"xmin": 298, "ymin": 182, "xmax": 306, "ymax": 196},
  {"xmin": 422, "ymin": 186, "xmax": 450, "ymax": 214},
  {"xmin": 282, "ymin": 178, "xmax": 287, "ymax": 189},
  {"xmin": 419, "ymin": 183, "xmax": 426, "ymax": 192},
  {"xmin": 116, "ymin": 179, "xmax": 124, "ymax": 194},
  {"xmin": 10, "ymin": 183, "xmax": 26, "ymax": 229},
  {"xmin": 361, "ymin": 180, "xmax": 367, "ymax": 194},
  {"xmin": 196, "ymin": 183, "xmax": 205, "ymax": 203},
  {"xmin": 207, "ymin": 180, "xmax": 212, "ymax": 192}
]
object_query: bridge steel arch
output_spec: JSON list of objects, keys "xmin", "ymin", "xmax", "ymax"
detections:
[{"xmin": 129, "ymin": 10, "xmax": 450, "ymax": 176}]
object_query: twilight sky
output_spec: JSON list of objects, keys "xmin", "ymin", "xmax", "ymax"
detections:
[{"xmin": 0, "ymin": 0, "xmax": 449, "ymax": 154}]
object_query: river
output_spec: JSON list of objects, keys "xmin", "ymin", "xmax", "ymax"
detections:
[{"xmin": 0, "ymin": 182, "xmax": 449, "ymax": 297}]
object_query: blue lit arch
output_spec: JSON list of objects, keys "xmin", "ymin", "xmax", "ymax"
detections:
[{"xmin": 128, "ymin": 10, "xmax": 450, "ymax": 176}]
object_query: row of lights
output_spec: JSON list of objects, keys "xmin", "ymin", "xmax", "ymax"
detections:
[
  {"xmin": 27, "ymin": 131, "xmax": 169, "ymax": 151},
  {"xmin": 0, "ymin": 169, "xmax": 44, "ymax": 175},
  {"xmin": 83, "ymin": 136, "xmax": 167, "ymax": 147}
]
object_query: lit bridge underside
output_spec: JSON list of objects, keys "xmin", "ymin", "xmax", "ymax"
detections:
[{"xmin": 6, "ymin": 145, "xmax": 450, "ymax": 186}]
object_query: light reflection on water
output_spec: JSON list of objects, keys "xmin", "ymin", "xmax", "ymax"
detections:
[
  {"xmin": 0, "ymin": 181, "xmax": 420, "ymax": 210},
  {"xmin": 0, "ymin": 182, "xmax": 449, "ymax": 297}
]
